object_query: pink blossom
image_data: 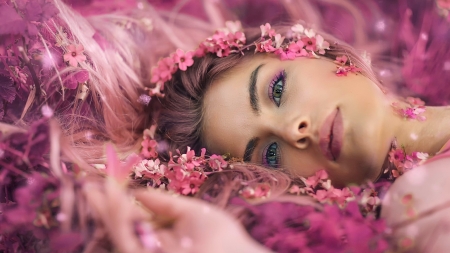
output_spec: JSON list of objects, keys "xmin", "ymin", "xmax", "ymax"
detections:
[
  {"xmin": 240, "ymin": 183, "xmax": 271, "ymax": 199},
  {"xmin": 289, "ymin": 185, "xmax": 302, "ymax": 194},
  {"xmin": 208, "ymin": 154, "xmax": 227, "ymax": 171},
  {"xmin": 315, "ymin": 35, "xmax": 330, "ymax": 54},
  {"xmin": 275, "ymin": 46, "xmax": 296, "ymax": 60},
  {"xmin": 135, "ymin": 159, "xmax": 166, "ymax": 185},
  {"xmin": 334, "ymin": 55, "xmax": 348, "ymax": 66},
  {"xmin": 173, "ymin": 49, "xmax": 194, "ymax": 71},
  {"xmin": 437, "ymin": 0, "xmax": 450, "ymax": 9},
  {"xmin": 273, "ymin": 34, "xmax": 285, "ymax": 48},
  {"xmin": 63, "ymin": 44, "xmax": 87, "ymax": 67},
  {"xmin": 260, "ymin": 23, "xmax": 276, "ymax": 38},
  {"xmin": 302, "ymin": 170, "xmax": 328, "ymax": 188},
  {"xmin": 170, "ymin": 171, "xmax": 206, "ymax": 195},
  {"xmin": 304, "ymin": 28, "xmax": 316, "ymax": 38},
  {"xmin": 290, "ymin": 24, "xmax": 305, "ymax": 36},
  {"xmin": 227, "ymin": 31, "xmax": 246, "ymax": 48},
  {"xmin": 256, "ymin": 39, "xmax": 276, "ymax": 53},
  {"xmin": 150, "ymin": 57, "xmax": 176, "ymax": 84},
  {"xmin": 301, "ymin": 37, "xmax": 317, "ymax": 51},
  {"xmin": 336, "ymin": 66, "xmax": 349, "ymax": 76},
  {"xmin": 406, "ymin": 97, "xmax": 425, "ymax": 106},
  {"xmin": 141, "ymin": 139, "xmax": 158, "ymax": 159}
]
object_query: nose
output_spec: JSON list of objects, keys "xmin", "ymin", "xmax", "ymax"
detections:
[{"xmin": 277, "ymin": 117, "xmax": 311, "ymax": 149}]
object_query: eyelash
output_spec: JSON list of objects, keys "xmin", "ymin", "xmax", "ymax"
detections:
[
  {"xmin": 263, "ymin": 142, "xmax": 280, "ymax": 168},
  {"xmin": 263, "ymin": 70, "xmax": 286, "ymax": 167},
  {"xmin": 268, "ymin": 70, "xmax": 286, "ymax": 107}
]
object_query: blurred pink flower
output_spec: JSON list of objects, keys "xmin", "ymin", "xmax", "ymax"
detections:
[{"xmin": 63, "ymin": 44, "xmax": 86, "ymax": 67}]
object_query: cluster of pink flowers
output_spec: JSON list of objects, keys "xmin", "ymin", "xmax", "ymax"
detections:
[
  {"xmin": 195, "ymin": 20, "xmax": 247, "ymax": 58},
  {"xmin": 147, "ymin": 21, "xmax": 361, "ymax": 98},
  {"xmin": 256, "ymin": 23, "xmax": 330, "ymax": 60},
  {"xmin": 391, "ymin": 97, "xmax": 426, "ymax": 121},
  {"xmin": 388, "ymin": 146, "xmax": 428, "ymax": 178},
  {"xmin": 334, "ymin": 55, "xmax": 362, "ymax": 76},
  {"xmin": 289, "ymin": 170, "xmax": 382, "ymax": 216},
  {"xmin": 149, "ymin": 21, "xmax": 246, "ymax": 97},
  {"xmin": 135, "ymin": 143, "xmax": 227, "ymax": 195}
]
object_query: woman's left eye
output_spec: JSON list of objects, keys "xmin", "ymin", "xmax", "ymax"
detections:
[
  {"xmin": 268, "ymin": 70, "xmax": 286, "ymax": 107},
  {"xmin": 263, "ymin": 142, "xmax": 280, "ymax": 168}
]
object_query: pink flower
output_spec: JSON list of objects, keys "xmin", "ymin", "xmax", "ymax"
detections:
[
  {"xmin": 240, "ymin": 183, "xmax": 271, "ymax": 199},
  {"xmin": 135, "ymin": 159, "xmax": 166, "ymax": 186},
  {"xmin": 63, "ymin": 44, "xmax": 87, "ymax": 67},
  {"xmin": 150, "ymin": 57, "xmax": 176, "ymax": 84},
  {"xmin": 173, "ymin": 49, "xmax": 194, "ymax": 71},
  {"xmin": 227, "ymin": 31, "xmax": 246, "ymax": 48},
  {"xmin": 273, "ymin": 34, "xmax": 285, "ymax": 48},
  {"xmin": 275, "ymin": 46, "xmax": 296, "ymax": 60},
  {"xmin": 290, "ymin": 24, "xmax": 305, "ymax": 36},
  {"xmin": 302, "ymin": 170, "xmax": 328, "ymax": 188},
  {"xmin": 406, "ymin": 97, "xmax": 425, "ymax": 106},
  {"xmin": 141, "ymin": 139, "xmax": 158, "ymax": 159},
  {"xmin": 335, "ymin": 55, "xmax": 348, "ymax": 66},
  {"xmin": 260, "ymin": 23, "xmax": 276, "ymax": 38},
  {"xmin": 437, "ymin": 0, "xmax": 450, "ymax": 9},
  {"xmin": 315, "ymin": 35, "xmax": 330, "ymax": 54},
  {"xmin": 256, "ymin": 39, "xmax": 276, "ymax": 53},
  {"xmin": 336, "ymin": 66, "xmax": 349, "ymax": 76},
  {"xmin": 170, "ymin": 171, "xmax": 206, "ymax": 195},
  {"xmin": 301, "ymin": 37, "xmax": 317, "ymax": 51},
  {"xmin": 389, "ymin": 148, "xmax": 405, "ymax": 166},
  {"xmin": 208, "ymin": 154, "xmax": 227, "ymax": 171},
  {"xmin": 289, "ymin": 185, "xmax": 302, "ymax": 194}
]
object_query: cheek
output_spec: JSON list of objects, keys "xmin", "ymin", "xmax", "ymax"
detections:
[{"xmin": 283, "ymin": 147, "xmax": 327, "ymax": 177}]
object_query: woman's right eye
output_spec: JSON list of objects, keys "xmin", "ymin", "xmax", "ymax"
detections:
[
  {"xmin": 263, "ymin": 142, "xmax": 279, "ymax": 168},
  {"xmin": 268, "ymin": 70, "xmax": 286, "ymax": 107}
]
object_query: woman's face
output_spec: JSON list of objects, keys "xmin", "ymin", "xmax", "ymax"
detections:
[{"xmin": 202, "ymin": 54, "xmax": 394, "ymax": 186}]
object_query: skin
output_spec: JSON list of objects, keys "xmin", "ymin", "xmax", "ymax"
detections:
[{"xmin": 202, "ymin": 53, "xmax": 450, "ymax": 187}]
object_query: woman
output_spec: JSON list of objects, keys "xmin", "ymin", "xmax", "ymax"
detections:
[{"xmin": 1, "ymin": 0, "xmax": 450, "ymax": 252}]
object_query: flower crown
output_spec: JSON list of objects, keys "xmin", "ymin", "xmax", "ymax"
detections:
[{"xmin": 146, "ymin": 21, "xmax": 361, "ymax": 99}]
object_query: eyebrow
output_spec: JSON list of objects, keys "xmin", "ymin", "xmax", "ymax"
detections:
[
  {"xmin": 249, "ymin": 64, "xmax": 264, "ymax": 114},
  {"xmin": 243, "ymin": 137, "xmax": 260, "ymax": 162}
]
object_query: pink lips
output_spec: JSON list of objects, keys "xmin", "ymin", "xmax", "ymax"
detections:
[{"xmin": 319, "ymin": 108, "xmax": 343, "ymax": 161}]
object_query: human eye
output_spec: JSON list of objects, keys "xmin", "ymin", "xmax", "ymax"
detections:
[
  {"xmin": 263, "ymin": 142, "xmax": 280, "ymax": 168},
  {"xmin": 268, "ymin": 70, "xmax": 286, "ymax": 106}
]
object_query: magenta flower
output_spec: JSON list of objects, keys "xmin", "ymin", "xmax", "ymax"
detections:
[
  {"xmin": 63, "ymin": 44, "xmax": 86, "ymax": 67},
  {"xmin": 173, "ymin": 49, "xmax": 194, "ymax": 71}
]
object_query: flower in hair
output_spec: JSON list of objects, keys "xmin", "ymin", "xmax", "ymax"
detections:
[
  {"xmin": 173, "ymin": 49, "xmax": 194, "ymax": 71},
  {"xmin": 391, "ymin": 97, "xmax": 426, "ymax": 121},
  {"xmin": 260, "ymin": 23, "xmax": 276, "ymax": 38},
  {"xmin": 63, "ymin": 44, "xmax": 87, "ymax": 67},
  {"xmin": 240, "ymin": 183, "xmax": 271, "ymax": 199}
]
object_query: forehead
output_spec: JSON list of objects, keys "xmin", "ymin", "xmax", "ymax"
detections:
[{"xmin": 202, "ymin": 55, "xmax": 269, "ymax": 156}]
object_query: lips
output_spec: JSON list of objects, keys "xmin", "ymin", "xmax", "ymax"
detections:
[{"xmin": 319, "ymin": 108, "xmax": 343, "ymax": 161}]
